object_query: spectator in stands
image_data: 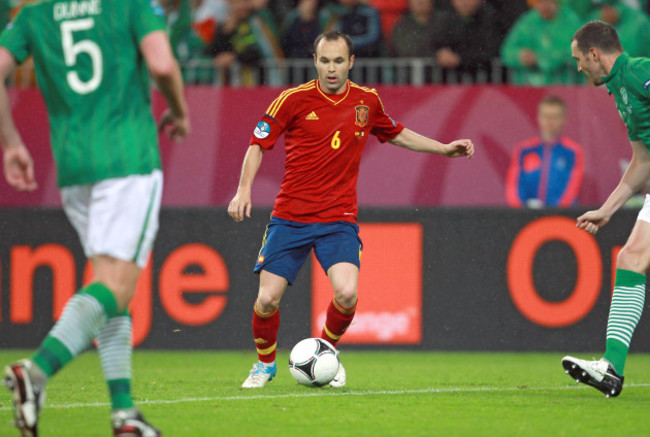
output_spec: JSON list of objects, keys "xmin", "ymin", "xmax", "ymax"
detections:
[
  {"xmin": 587, "ymin": 0, "xmax": 650, "ymax": 58},
  {"xmin": 506, "ymin": 95, "xmax": 584, "ymax": 208},
  {"xmin": 269, "ymin": 0, "xmax": 302, "ymax": 25},
  {"xmin": 281, "ymin": 0, "xmax": 332, "ymax": 58},
  {"xmin": 205, "ymin": 0, "xmax": 284, "ymax": 84},
  {"xmin": 435, "ymin": 0, "xmax": 527, "ymax": 36},
  {"xmin": 192, "ymin": 0, "xmax": 229, "ymax": 45},
  {"xmin": 0, "ymin": 0, "xmax": 11, "ymax": 32},
  {"xmin": 568, "ymin": 0, "xmax": 647, "ymax": 18},
  {"xmin": 369, "ymin": 0, "xmax": 408, "ymax": 40},
  {"xmin": 433, "ymin": 0, "xmax": 503, "ymax": 82},
  {"xmin": 500, "ymin": 0, "xmax": 582, "ymax": 85},
  {"xmin": 253, "ymin": 0, "xmax": 283, "ymax": 38},
  {"xmin": 390, "ymin": 0, "xmax": 440, "ymax": 57},
  {"xmin": 167, "ymin": 0, "xmax": 218, "ymax": 62},
  {"xmin": 325, "ymin": 0, "xmax": 383, "ymax": 57}
]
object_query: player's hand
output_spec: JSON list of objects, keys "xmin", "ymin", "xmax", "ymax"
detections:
[
  {"xmin": 519, "ymin": 49, "xmax": 537, "ymax": 67},
  {"xmin": 228, "ymin": 191, "xmax": 252, "ymax": 222},
  {"xmin": 3, "ymin": 144, "xmax": 37, "ymax": 191},
  {"xmin": 576, "ymin": 209, "xmax": 611, "ymax": 235},
  {"xmin": 158, "ymin": 109, "xmax": 190, "ymax": 142},
  {"xmin": 444, "ymin": 139, "xmax": 474, "ymax": 159}
]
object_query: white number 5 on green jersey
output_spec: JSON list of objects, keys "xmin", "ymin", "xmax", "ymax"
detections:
[{"xmin": 61, "ymin": 18, "xmax": 102, "ymax": 94}]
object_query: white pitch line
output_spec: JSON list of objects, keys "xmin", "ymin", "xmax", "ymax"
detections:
[{"xmin": 1, "ymin": 383, "xmax": 649, "ymax": 411}]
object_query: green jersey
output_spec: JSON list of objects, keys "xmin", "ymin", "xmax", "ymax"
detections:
[
  {"xmin": 603, "ymin": 52, "xmax": 650, "ymax": 149},
  {"xmin": 0, "ymin": 0, "xmax": 166, "ymax": 187}
]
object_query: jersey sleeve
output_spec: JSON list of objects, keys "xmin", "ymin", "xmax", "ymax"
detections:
[
  {"xmin": 131, "ymin": 0, "xmax": 167, "ymax": 43},
  {"xmin": 370, "ymin": 94, "xmax": 404, "ymax": 143},
  {"xmin": 249, "ymin": 89, "xmax": 295, "ymax": 150},
  {"xmin": 631, "ymin": 58, "xmax": 650, "ymax": 100},
  {"xmin": 0, "ymin": 7, "xmax": 31, "ymax": 64}
]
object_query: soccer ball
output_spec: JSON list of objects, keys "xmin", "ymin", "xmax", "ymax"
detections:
[{"xmin": 289, "ymin": 338, "xmax": 340, "ymax": 387}]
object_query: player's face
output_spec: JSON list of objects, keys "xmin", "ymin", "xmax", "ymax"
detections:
[
  {"xmin": 314, "ymin": 38, "xmax": 355, "ymax": 95},
  {"xmin": 571, "ymin": 40, "xmax": 605, "ymax": 86}
]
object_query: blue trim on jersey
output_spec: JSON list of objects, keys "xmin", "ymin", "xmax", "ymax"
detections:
[{"xmin": 253, "ymin": 216, "xmax": 362, "ymax": 284}]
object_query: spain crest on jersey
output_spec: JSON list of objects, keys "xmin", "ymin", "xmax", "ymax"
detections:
[{"xmin": 355, "ymin": 105, "xmax": 369, "ymax": 128}]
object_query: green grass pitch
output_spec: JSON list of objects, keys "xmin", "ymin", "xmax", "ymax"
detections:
[{"xmin": 1, "ymin": 350, "xmax": 650, "ymax": 436}]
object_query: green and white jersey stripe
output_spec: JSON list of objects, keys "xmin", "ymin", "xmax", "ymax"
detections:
[{"xmin": 0, "ymin": 0, "xmax": 167, "ymax": 187}]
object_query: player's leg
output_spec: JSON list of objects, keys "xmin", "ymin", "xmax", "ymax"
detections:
[
  {"xmin": 321, "ymin": 262, "xmax": 359, "ymax": 388},
  {"xmin": 3, "ymin": 171, "xmax": 163, "ymax": 436},
  {"xmin": 92, "ymin": 256, "xmax": 160, "ymax": 436},
  {"xmin": 5, "ymin": 212, "xmax": 108, "ymax": 434},
  {"xmin": 86, "ymin": 171, "xmax": 163, "ymax": 435},
  {"xmin": 243, "ymin": 217, "xmax": 312, "ymax": 388},
  {"xmin": 242, "ymin": 270, "xmax": 289, "ymax": 388},
  {"xmin": 2, "ymin": 183, "xmax": 116, "ymax": 437},
  {"xmin": 322, "ymin": 262, "xmax": 359, "ymax": 346},
  {"xmin": 563, "ymin": 202, "xmax": 650, "ymax": 397},
  {"xmin": 313, "ymin": 222, "xmax": 363, "ymax": 388}
]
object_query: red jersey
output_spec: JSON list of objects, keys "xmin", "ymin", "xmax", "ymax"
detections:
[{"xmin": 250, "ymin": 80, "xmax": 404, "ymax": 223}]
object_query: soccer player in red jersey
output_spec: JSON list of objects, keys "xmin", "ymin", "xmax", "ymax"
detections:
[{"xmin": 228, "ymin": 30, "xmax": 474, "ymax": 388}]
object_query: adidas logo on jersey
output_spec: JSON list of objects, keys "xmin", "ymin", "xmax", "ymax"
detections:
[{"xmin": 306, "ymin": 111, "xmax": 319, "ymax": 120}]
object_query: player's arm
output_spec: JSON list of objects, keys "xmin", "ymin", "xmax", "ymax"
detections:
[
  {"xmin": 388, "ymin": 127, "xmax": 474, "ymax": 158},
  {"xmin": 140, "ymin": 30, "xmax": 190, "ymax": 142},
  {"xmin": 577, "ymin": 140, "xmax": 650, "ymax": 234},
  {"xmin": 228, "ymin": 145, "xmax": 264, "ymax": 222},
  {"xmin": 0, "ymin": 47, "xmax": 36, "ymax": 191}
]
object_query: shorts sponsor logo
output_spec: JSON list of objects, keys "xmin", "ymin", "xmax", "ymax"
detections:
[
  {"xmin": 254, "ymin": 121, "xmax": 271, "ymax": 139},
  {"xmin": 258, "ymin": 254, "xmax": 265, "ymax": 263}
]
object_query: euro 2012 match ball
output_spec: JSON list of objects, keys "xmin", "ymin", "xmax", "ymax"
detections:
[{"xmin": 288, "ymin": 338, "xmax": 340, "ymax": 387}]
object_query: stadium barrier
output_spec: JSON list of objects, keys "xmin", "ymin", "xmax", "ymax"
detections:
[
  {"xmin": 1, "ymin": 207, "xmax": 648, "ymax": 353},
  {"xmin": 177, "ymin": 57, "xmax": 583, "ymax": 87},
  {"xmin": 9, "ymin": 58, "xmax": 582, "ymax": 88}
]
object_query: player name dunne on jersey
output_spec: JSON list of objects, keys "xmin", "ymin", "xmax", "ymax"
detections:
[{"xmin": 53, "ymin": 0, "xmax": 101, "ymax": 21}]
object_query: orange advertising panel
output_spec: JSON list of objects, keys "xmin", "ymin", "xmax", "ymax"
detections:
[
  {"xmin": 311, "ymin": 223, "xmax": 423, "ymax": 344},
  {"xmin": 507, "ymin": 216, "xmax": 602, "ymax": 328}
]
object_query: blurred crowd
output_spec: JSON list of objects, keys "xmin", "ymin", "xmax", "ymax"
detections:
[
  {"xmin": 1, "ymin": 0, "xmax": 650, "ymax": 86},
  {"xmin": 155, "ymin": 0, "xmax": 650, "ymax": 85}
]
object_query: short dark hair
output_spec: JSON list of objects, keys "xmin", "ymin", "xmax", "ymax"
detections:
[
  {"xmin": 313, "ymin": 31, "xmax": 354, "ymax": 58},
  {"xmin": 572, "ymin": 20, "xmax": 623, "ymax": 55},
  {"xmin": 539, "ymin": 95, "xmax": 566, "ymax": 111}
]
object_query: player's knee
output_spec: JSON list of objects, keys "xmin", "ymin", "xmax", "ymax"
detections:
[
  {"xmin": 256, "ymin": 291, "xmax": 281, "ymax": 312},
  {"xmin": 616, "ymin": 245, "xmax": 650, "ymax": 273},
  {"xmin": 103, "ymin": 283, "xmax": 134, "ymax": 313},
  {"xmin": 334, "ymin": 284, "xmax": 357, "ymax": 307}
]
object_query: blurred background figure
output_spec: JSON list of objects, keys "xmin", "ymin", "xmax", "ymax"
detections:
[
  {"xmin": 205, "ymin": 0, "xmax": 283, "ymax": 85},
  {"xmin": 506, "ymin": 95, "xmax": 584, "ymax": 208},
  {"xmin": 567, "ymin": 0, "xmax": 647, "ymax": 18},
  {"xmin": 501, "ymin": 0, "xmax": 581, "ymax": 85},
  {"xmin": 434, "ymin": 0, "xmax": 528, "ymax": 38},
  {"xmin": 433, "ymin": 0, "xmax": 502, "ymax": 83},
  {"xmin": 281, "ymin": 0, "xmax": 330, "ymax": 58},
  {"xmin": 167, "ymin": 0, "xmax": 227, "ymax": 62},
  {"xmin": 390, "ymin": 0, "xmax": 441, "ymax": 57},
  {"xmin": 367, "ymin": 0, "xmax": 409, "ymax": 40},
  {"xmin": 325, "ymin": 0, "xmax": 384, "ymax": 57},
  {"xmin": 586, "ymin": 0, "xmax": 650, "ymax": 58}
]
